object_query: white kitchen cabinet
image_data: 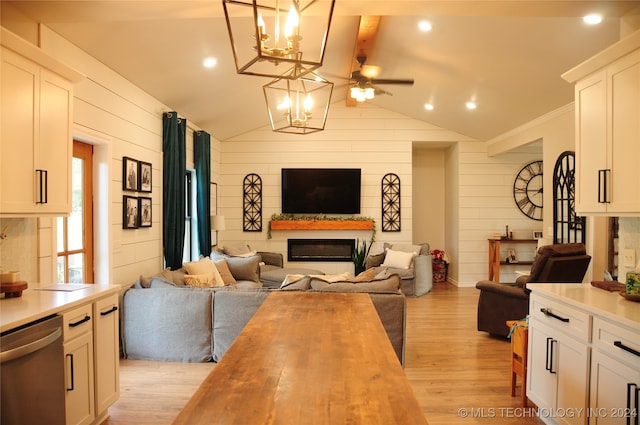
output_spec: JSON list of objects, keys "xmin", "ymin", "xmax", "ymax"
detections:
[
  {"xmin": 63, "ymin": 304, "xmax": 95, "ymax": 425},
  {"xmin": 527, "ymin": 296, "xmax": 590, "ymax": 425},
  {"xmin": 527, "ymin": 284, "xmax": 640, "ymax": 425},
  {"xmin": 589, "ymin": 317, "xmax": 640, "ymax": 425},
  {"xmin": 93, "ymin": 294, "xmax": 120, "ymax": 419},
  {"xmin": 566, "ymin": 33, "xmax": 640, "ymax": 216},
  {"xmin": 0, "ymin": 28, "xmax": 81, "ymax": 216},
  {"xmin": 61, "ymin": 291, "xmax": 120, "ymax": 425}
]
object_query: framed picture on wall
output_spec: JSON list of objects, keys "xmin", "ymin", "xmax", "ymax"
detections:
[
  {"xmin": 123, "ymin": 195, "xmax": 138, "ymax": 229},
  {"xmin": 139, "ymin": 161, "xmax": 152, "ymax": 192},
  {"xmin": 138, "ymin": 197, "xmax": 152, "ymax": 227},
  {"xmin": 123, "ymin": 157, "xmax": 138, "ymax": 191}
]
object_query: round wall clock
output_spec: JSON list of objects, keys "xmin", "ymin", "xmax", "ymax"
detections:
[{"xmin": 513, "ymin": 160, "xmax": 543, "ymax": 221}]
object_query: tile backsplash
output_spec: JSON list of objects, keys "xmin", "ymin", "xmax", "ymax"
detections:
[{"xmin": 0, "ymin": 218, "xmax": 38, "ymax": 284}]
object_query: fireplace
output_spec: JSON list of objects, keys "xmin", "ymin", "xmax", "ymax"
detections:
[{"xmin": 288, "ymin": 239, "xmax": 355, "ymax": 262}]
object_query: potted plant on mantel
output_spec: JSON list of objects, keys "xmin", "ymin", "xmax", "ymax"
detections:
[{"xmin": 352, "ymin": 238, "xmax": 373, "ymax": 275}]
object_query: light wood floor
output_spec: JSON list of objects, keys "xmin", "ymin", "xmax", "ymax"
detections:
[{"xmin": 103, "ymin": 283, "xmax": 543, "ymax": 425}]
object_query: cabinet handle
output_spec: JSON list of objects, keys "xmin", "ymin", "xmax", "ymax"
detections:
[
  {"xmin": 42, "ymin": 170, "xmax": 48, "ymax": 204},
  {"xmin": 66, "ymin": 353, "xmax": 75, "ymax": 391},
  {"xmin": 36, "ymin": 169, "xmax": 44, "ymax": 204},
  {"xmin": 100, "ymin": 306, "xmax": 118, "ymax": 316},
  {"xmin": 69, "ymin": 315, "xmax": 91, "ymax": 328},
  {"xmin": 540, "ymin": 308, "xmax": 570, "ymax": 323},
  {"xmin": 598, "ymin": 169, "xmax": 611, "ymax": 204},
  {"xmin": 615, "ymin": 341, "xmax": 640, "ymax": 358},
  {"xmin": 626, "ymin": 383, "xmax": 638, "ymax": 425},
  {"xmin": 635, "ymin": 385, "xmax": 639, "ymax": 425},
  {"xmin": 549, "ymin": 339, "xmax": 557, "ymax": 374},
  {"xmin": 545, "ymin": 337, "xmax": 553, "ymax": 372}
]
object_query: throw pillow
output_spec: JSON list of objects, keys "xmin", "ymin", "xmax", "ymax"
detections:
[
  {"xmin": 366, "ymin": 252, "xmax": 386, "ymax": 269},
  {"xmin": 159, "ymin": 267, "xmax": 187, "ymax": 286},
  {"xmin": 184, "ymin": 273, "xmax": 220, "ymax": 288},
  {"xmin": 382, "ymin": 248, "xmax": 416, "ymax": 269},
  {"xmin": 135, "ymin": 274, "xmax": 152, "ymax": 288},
  {"xmin": 210, "ymin": 252, "xmax": 260, "ymax": 282},
  {"xmin": 184, "ymin": 257, "xmax": 225, "ymax": 286},
  {"xmin": 184, "ymin": 257, "xmax": 216, "ymax": 274},
  {"xmin": 213, "ymin": 259, "xmax": 237, "ymax": 285}
]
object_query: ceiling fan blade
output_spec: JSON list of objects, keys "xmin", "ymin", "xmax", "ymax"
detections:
[{"xmin": 370, "ymin": 78, "xmax": 414, "ymax": 85}]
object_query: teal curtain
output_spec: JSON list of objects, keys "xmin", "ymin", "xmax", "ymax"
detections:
[
  {"xmin": 194, "ymin": 131, "xmax": 211, "ymax": 256},
  {"xmin": 162, "ymin": 112, "xmax": 186, "ymax": 270}
]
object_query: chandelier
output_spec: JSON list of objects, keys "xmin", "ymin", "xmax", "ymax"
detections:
[
  {"xmin": 222, "ymin": 0, "xmax": 336, "ymax": 79},
  {"xmin": 263, "ymin": 64, "xmax": 333, "ymax": 134}
]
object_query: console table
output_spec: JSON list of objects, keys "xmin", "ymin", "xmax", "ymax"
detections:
[
  {"xmin": 488, "ymin": 239, "xmax": 537, "ymax": 282},
  {"xmin": 174, "ymin": 292, "xmax": 427, "ymax": 425}
]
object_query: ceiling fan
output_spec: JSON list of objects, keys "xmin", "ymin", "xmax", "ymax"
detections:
[{"xmin": 346, "ymin": 16, "xmax": 415, "ymax": 105}]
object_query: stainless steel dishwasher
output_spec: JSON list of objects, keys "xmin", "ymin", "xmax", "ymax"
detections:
[{"xmin": 1, "ymin": 314, "xmax": 66, "ymax": 425}]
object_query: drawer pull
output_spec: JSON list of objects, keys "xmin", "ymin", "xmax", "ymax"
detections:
[
  {"xmin": 615, "ymin": 341, "xmax": 640, "ymax": 358},
  {"xmin": 69, "ymin": 315, "xmax": 91, "ymax": 328},
  {"xmin": 100, "ymin": 306, "xmax": 118, "ymax": 316},
  {"xmin": 540, "ymin": 308, "xmax": 570, "ymax": 323}
]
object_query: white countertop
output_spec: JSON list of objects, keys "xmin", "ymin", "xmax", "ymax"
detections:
[
  {"xmin": 0, "ymin": 284, "xmax": 119, "ymax": 333},
  {"xmin": 528, "ymin": 283, "xmax": 640, "ymax": 330}
]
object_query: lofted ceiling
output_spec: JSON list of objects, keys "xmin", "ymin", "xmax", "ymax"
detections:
[{"xmin": 2, "ymin": 1, "xmax": 639, "ymax": 141}]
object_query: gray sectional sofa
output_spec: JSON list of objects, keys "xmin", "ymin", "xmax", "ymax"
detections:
[{"xmin": 121, "ymin": 253, "xmax": 407, "ymax": 365}]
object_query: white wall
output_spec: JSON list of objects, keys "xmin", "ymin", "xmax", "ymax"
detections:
[
  {"xmin": 220, "ymin": 103, "xmax": 473, "ymax": 275},
  {"xmin": 455, "ymin": 140, "xmax": 542, "ymax": 285},
  {"xmin": 412, "ymin": 147, "xmax": 447, "ymax": 250}
]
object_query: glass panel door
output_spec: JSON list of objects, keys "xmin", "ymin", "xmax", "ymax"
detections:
[{"xmin": 57, "ymin": 141, "xmax": 93, "ymax": 283}]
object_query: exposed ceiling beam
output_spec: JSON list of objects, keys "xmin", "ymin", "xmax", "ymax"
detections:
[{"xmin": 347, "ymin": 15, "xmax": 380, "ymax": 107}]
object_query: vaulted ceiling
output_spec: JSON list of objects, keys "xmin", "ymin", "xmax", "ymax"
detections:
[{"xmin": 3, "ymin": 1, "xmax": 639, "ymax": 141}]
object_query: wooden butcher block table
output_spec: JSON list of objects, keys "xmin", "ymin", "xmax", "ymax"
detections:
[{"xmin": 174, "ymin": 291, "xmax": 428, "ymax": 425}]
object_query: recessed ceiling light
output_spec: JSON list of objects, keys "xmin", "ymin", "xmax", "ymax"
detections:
[
  {"xmin": 203, "ymin": 57, "xmax": 218, "ymax": 68},
  {"xmin": 466, "ymin": 101, "xmax": 477, "ymax": 110},
  {"xmin": 418, "ymin": 20, "xmax": 432, "ymax": 32},
  {"xmin": 583, "ymin": 14, "xmax": 603, "ymax": 25},
  {"xmin": 424, "ymin": 103, "xmax": 434, "ymax": 111}
]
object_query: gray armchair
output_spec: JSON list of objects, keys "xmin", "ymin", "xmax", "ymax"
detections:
[
  {"xmin": 365, "ymin": 242, "xmax": 433, "ymax": 297},
  {"xmin": 476, "ymin": 243, "xmax": 591, "ymax": 337}
]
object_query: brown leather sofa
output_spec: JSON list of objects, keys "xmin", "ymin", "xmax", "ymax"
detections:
[{"xmin": 475, "ymin": 243, "xmax": 591, "ymax": 337}]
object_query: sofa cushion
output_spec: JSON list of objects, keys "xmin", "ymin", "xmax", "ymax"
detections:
[
  {"xmin": 123, "ymin": 287, "xmax": 213, "ymax": 362},
  {"xmin": 211, "ymin": 252, "xmax": 261, "ymax": 283},
  {"xmin": 382, "ymin": 249, "xmax": 416, "ymax": 269},
  {"xmin": 213, "ymin": 290, "xmax": 270, "ymax": 362}
]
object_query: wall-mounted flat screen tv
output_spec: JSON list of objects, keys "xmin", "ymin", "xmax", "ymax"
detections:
[{"xmin": 281, "ymin": 168, "xmax": 361, "ymax": 214}]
